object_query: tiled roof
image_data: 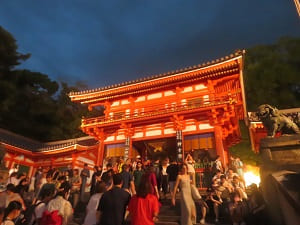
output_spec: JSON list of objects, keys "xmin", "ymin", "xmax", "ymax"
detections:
[
  {"xmin": 69, "ymin": 50, "xmax": 244, "ymax": 97},
  {"xmin": 0, "ymin": 128, "xmax": 98, "ymax": 152}
]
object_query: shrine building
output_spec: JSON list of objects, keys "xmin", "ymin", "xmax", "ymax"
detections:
[
  {"xmin": 69, "ymin": 50, "xmax": 247, "ymax": 168},
  {"xmin": 0, "ymin": 51, "xmax": 248, "ymax": 188},
  {"xmin": 0, "ymin": 128, "xmax": 98, "ymax": 177}
]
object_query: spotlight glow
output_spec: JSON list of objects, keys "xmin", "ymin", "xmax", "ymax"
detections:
[{"xmin": 243, "ymin": 165, "xmax": 261, "ymax": 187}]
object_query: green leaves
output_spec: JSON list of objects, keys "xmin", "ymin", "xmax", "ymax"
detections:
[
  {"xmin": 0, "ymin": 26, "xmax": 30, "ymax": 73},
  {"xmin": 244, "ymin": 37, "xmax": 300, "ymax": 111}
]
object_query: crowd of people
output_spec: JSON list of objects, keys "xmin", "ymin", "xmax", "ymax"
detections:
[{"xmin": 0, "ymin": 154, "xmax": 268, "ymax": 225}]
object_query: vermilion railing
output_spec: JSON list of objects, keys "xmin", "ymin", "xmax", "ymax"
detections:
[{"xmin": 82, "ymin": 92, "xmax": 241, "ymax": 127}]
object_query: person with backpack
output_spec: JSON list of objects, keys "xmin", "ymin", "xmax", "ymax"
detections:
[
  {"xmin": 15, "ymin": 183, "xmax": 55, "ymax": 225},
  {"xmin": 1, "ymin": 201, "xmax": 22, "ymax": 225},
  {"xmin": 31, "ymin": 183, "xmax": 55, "ymax": 225},
  {"xmin": 41, "ymin": 182, "xmax": 73, "ymax": 225}
]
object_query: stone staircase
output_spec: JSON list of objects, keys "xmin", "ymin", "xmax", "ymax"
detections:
[
  {"xmin": 156, "ymin": 199, "xmax": 181, "ymax": 225},
  {"xmin": 156, "ymin": 196, "xmax": 231, "ymax": 225}
]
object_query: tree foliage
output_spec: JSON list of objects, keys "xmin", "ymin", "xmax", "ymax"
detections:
[
  {"xmin": 0, "ymin": 26, "xmax": 30, "ymax": 74},
  {"xmin": 229, "ymin": 121, "xmax": 260, "ymax": 166},
  {"xmin": 244, "ymin": 37, "xmax": 300, "ymax": 111},
  {"xmin": 231, "ymin": 36, "xmax": 300, "ymax": 164},
  {"xmin": 0, "ymin": 26, "xmax": 102, "ymax": 141}
]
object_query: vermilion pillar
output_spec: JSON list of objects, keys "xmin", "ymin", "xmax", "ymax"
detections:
[
  {"xmin": 97, "ymin": 133, "xmax": 105, "ymax": 166},
  {"xmin": 214, "ymin": 126, "xmax": 226, "ymax": 168}
]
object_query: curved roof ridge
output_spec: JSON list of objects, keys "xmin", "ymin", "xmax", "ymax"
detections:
[
  {"xmin": 0, "ymin": 128, "xmax": 98, "ymax": 152},
  {"xmin": 69, "ymin": 50, "xmax": 245, "ymax": 96}
]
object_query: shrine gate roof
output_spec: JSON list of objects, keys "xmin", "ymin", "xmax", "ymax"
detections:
[
  {"xmin": 0, "ymin": 128, "xmax": 97, "ymax": 153},
  {"xmin": 69, "ymin": 50, "xmax": 245, "ymax": 104}
]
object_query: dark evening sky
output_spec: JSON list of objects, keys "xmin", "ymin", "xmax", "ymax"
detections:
[{"xmin": 0, "ymin": 0, "xmax": 299, "ymax": 88}]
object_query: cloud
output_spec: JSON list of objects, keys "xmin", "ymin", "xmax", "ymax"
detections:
[{"xmin": 0, "ymin": 0, "xmax": 299, "ymax": 88}]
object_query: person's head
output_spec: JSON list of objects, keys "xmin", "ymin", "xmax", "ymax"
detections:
[
  {"xmin": 233, "ymin": 175, "xmax": 239, "ymax": 183},
  {"xmin": 94, "ymin": 181, "xmax": 106, "ymax": 194},
  {"xmin": 137, "ymin": 174, "xmax": 152, "ymax": 198},
  {"xmin": 136, "ymin": 161, "xmax": 142, "ymax": 169},
  {"xmin": 3, "ymin": 201, "xmax": 22, "ymax": 220},
  {"xmin": 57, "ymin": 176, "xmax": 66, "ymax": 183},
  {"xmin": 106, "ymin": 163, "xmax": 112, "ymax": 170},
  {"xmin": 6, "ymin": 183, "xmax": 16, "ymax": 195},
  {"xmin": 56, "ymin": 182, "xmax": 71, "ymax": 200},
  {"xmin": 84, "ymin": 163, "xmax": 89, "ymax": 169},
  {"xmin": 180, "ymin": 163, "xmax": 188, "ymax": 174},
  {"xmin": 73, "ymin": 169, "xmax": 79, "ymax": 176},
  {"xmin": 39, "ymin": 183, "xmax": 55, "ymax": 202},
  {"xmin": 46, "ymin": 173, "xmax": 52, "ymax": 183},
  {"xmin": 146, "ymin": 164, "xmax": 154, "ymax": 173},
  {"xmin": 112, "ymin": 173, "xmax": 123, "ymax": 186},
  {"xmin": 125, "ymin": 158, "xmax": 131, "ymax": 164},
  {"xmin": 170, "ymin": 159, "xmax": 177, "ymax": 164},
  {"xmin": 64, "ymin": 170, "xmax": 69, "ymax": 176},
  {"xmin": 122, "ymin": 164, "xmax": 129, "ymax": 172},
  {"xmin": 220, "ymin": 175, "xmax": 226, "ymax": 183}
]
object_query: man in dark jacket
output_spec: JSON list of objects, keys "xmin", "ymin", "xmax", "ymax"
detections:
[{"xmin": 97, "ymin": 173, "xmax": 131, "ymax": 225}]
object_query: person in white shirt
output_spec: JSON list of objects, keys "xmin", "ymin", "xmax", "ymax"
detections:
[
  {"xmin": 185, "ymin": 154, "xmax": 196, "ymax": 184},
  {"xmin": 31, "ymin": 183, "xmax": 55, "ymax": 225},
  {"xmin": 6, "ymin": 173, "xmax": 19, "ymax": 186},
  {"xmin": 83, "ymin": 181, "xmax": 106, "ymax": 225},
  {"xmin": 8, "ymin": 165, "xmax": 18, "ymax": 177},
  {"xmin": 42, "ymin": 182, "xmax": 73, "ymax": 225}
]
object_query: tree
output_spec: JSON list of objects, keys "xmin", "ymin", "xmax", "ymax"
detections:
[
  {"xmin": 244, "ymin": 37, "xmax": 300, "ymax": 111},
  {"xmin": 49, "ymin": 82, "xmax": 103, "ymax": 141},
  {"xmin": 0, "ymin": 26, "xmax": 30, "ymax": 74},
  {"xmin": 0, "ymin": 26, "xmax": 102, "ymax": 141},
  {"xmin": 229, "ymin": 121, "xmax": 260, "ymax": 166}
]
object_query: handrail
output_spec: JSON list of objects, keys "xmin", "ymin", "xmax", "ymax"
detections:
[{"xmin": 82, "ymin": 92, "xmax": 240, "ymax": 127}]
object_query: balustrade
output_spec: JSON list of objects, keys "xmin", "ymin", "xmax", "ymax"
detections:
[{"xmin": 82, "ymin": 92, "xmax": 240, "ymax": 126}]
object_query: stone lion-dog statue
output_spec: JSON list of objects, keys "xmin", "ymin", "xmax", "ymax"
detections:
[{"xmin": 256, "ymin": 104, "xmax": 300, "ymax": 137}]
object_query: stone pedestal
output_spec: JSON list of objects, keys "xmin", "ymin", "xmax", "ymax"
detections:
[{"xmin": 260, "ymin": 135, "xmax": 300, "ymax": 225}]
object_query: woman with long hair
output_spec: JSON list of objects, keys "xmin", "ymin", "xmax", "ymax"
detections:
[
  {"xmin": 145, "ymin": 165, "xmax": 160, "ymax": 199},
  {"xmin": 171, "ymin": 163, "xmax": 196, "ymax": 225},
  {"xmin": 128, "ymin": 174, "xmax": 160, "ymax": 225},
  {"xmin": 1, "ymin": 201, "xmax": 22, "ymax": 225}
]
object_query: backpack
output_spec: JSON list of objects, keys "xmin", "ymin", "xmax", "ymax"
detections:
[
  {"xmin": 15, "ymin": 201, "xmax": 44, "ymax": 225},
  {"xmin": 40, "ymin": 210, "xmax": 63, "ymax": 225}
]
